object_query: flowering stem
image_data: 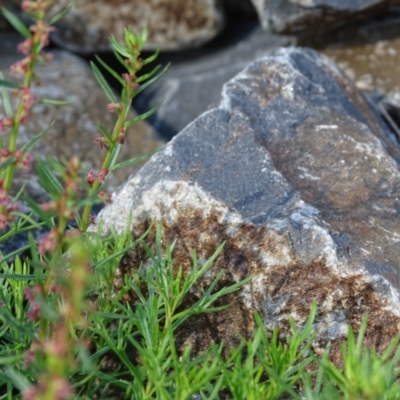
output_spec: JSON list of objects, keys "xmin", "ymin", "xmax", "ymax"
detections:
[
  {"xmin": 80, "ymin": 107, "xmax": 131, "ymax": 232},
  {"xmin": 80, "ymin": 85, "xmax": 133, "ymax": 232},
  {"xmin": 79, "ymin": 28, "xmax": 165, "ymax": 232},
  {"xmin": 4, "ymin": 93, "xmax": 30, "ymax": 192},
  {"xmin": 3, "ymin": 8, "xmax": 54, "ymax": 194},
  {"xmin": 42, "ymin": 218, "xmax": 66, "ymax": 294}
]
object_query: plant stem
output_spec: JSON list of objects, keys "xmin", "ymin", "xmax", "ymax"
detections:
[
  {"xmin": 3, "ymin": 29, "xmax": 42, "ymax": 193},
  {"xmin": 80, "ymin": 97, "xmax": 132, "ymax": 231}
]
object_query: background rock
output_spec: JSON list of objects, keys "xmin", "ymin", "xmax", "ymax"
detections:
[
  {"xmin": 94, "ymin": 47, "xmax": 400, "ymax": 361},
  {"xmin": 0, "ymin": 34, "xmax": 164, "ymax": 202},
  {"xmin": 251, "ymin": 0, "xmax": 400, "ymax": 35},
  {"xmin": 48, "ymin": 0, "xmax": 225, "ymax": 53},
  {"xmin": 301, "ymin": 12, "xmax": 400, "ymax": 95}
]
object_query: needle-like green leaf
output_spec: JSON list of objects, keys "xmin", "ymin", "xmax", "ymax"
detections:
[
  {"xmin": 1, "ymin": 8, "xmax": 31, "ymax": 38},
  {"xmin": 90, "ymin": 61, "xmax": 117, "ymax": 104}
]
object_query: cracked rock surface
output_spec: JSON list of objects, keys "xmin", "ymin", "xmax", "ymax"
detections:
[{"xmin": 95, "ymin": 47, "xmax": 400, "ymax": 360}]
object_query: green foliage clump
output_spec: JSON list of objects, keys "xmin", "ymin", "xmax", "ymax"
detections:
[{"xmin": 0, "ymin": 1, "xmax": 399, "ymax": 399}]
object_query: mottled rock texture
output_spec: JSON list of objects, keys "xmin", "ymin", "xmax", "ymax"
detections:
[
  {"xmin": 96, "ymin": 47, "xmax": 400, "ymax": 360},
  {"xmin": 48, "ymin": 0, "xmax": 225, "ymax": 53},
  {"xmin": 135, "ymin": 22, "xmax": 293, "ymax": 138},
  {"xmin": 0, "ymin": 34, "xmax": 164, "ymax": 201},
  {"xmin": 251, "ymin": 0, "xmax": 400, "ymax": 34}
]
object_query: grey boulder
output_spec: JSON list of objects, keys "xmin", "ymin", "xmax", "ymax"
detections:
[
  {"xmin": 135, "ymin": 22, "xmax": 293, "ymax": 139},
  {"xmin": 48, "ymin": 0, "xmax": 226, "ymax": 53},
  {"xmin": 94, "ymin": 47, "xmax": 400, "ymax": 360},
  {"xmin": 252, "ymin": 0, "xmax": 400, "ymax": 34}
]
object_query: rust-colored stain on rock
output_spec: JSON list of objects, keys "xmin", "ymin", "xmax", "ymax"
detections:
[
  {"xmin": 112, "ymin": 202, "xmax": 400, "ymax": 364},
  {"xmin": 93, "ymin": 48, "xmax": 400, "ymax": 373}
]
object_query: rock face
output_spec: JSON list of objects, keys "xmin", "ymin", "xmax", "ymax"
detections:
[
  {"xmin": 0, "ymin": 34, "xmax": 164, "ymax": 201},
  {"xmin": 95, "ymin": 47, "xmax": 400, "ymax": 359},
  {"xmin": 135, "ymin": 22, "xmax": 293, "ymax": 138},
  {"xmin": 48, "ymin": 0, "xmax": 225, "ymax": 53},
  {"xmin": 252, "ymin": 0, "xmax": 400, "ymax": 34}
]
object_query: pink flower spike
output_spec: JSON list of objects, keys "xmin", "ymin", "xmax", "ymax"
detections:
[
  {"xmin": 19, "ymin": 115, "xmax": 29, "ymax": 124},
  {"xmin": 53, "ymin": 377, "xmax": 73, "ymax": 400},
  {"xmin": 38, "ymin": 51, "xmax": 53, "ymax": 65},
  {"xmin": 22, "ymin": 385, "xmax": 40, "ymax": 400},
  {"xmin": 97, "ymin": 168, "xmax": 108, "ymax": 184},
  {"xmin": 122, "ymin": 73, "xmax": 136, "ymax": 82},
  {"xmin": 86, "ymin": 170, "xmax": 97, "ymax": 187},
  {"xmin": 93, "ymin": 135, "xmax": 109, "ymax": 150},
  {"xmin": 21, "ymin": 0, "xmax": 36, "ymax": 12},
  {"xmin": 41, "ymin": 202, "xmax": 55, "ymax": 212},
  {"xmin": 29, "ymin": 20, "xmax": 56, "ymax": 34},
  {"xmin": 24, "ymin": 287, "xmax": 35, "ymax": 302},
  {"xmin": 23, "ymin": 350, "xmax": 35, "ymax": 369},
  {"xmin": 21, "ymin": 0, "xmax": 49, "ymax": 13},
  {"xmin": 10, "ymin": 57, "xmax": 31, "ymax": 76},
  {"xmin": 65, "ymin": 228, "xmax": 81, "ymax": 238},
  {"xmin": 17, "ymin": 38, "xmax": 34, "ymax": 55},
  {"xmin": 21, "ymin": 88, "xmax": 35, "ymax": 107},
  {"xmin": 27, "ymin": 302, "xmax": 41, "ymax": 322},
  {"xmin": 43, "ymin": 335, "xmax": 67, "ymax": 358},
  {"xmin": 118, "ymin": 126, "xmax": 126, "ymax": 144},
  {"xmin": 0, "ymin": 219, "xmax": 7, "ymax": 231},
  {"xmin": 0, "ymin": 117, "xmax": 14, "ymax": 132},
  {"xmin": 107, "ymin": 102, "xmax": 122, "ymax": 112},
  {"xmin": 22, "ymin": 152, "xmax": 34, "ymax": 172},
  {"xmin": 23, "ymin": 341, "xmax": 42, "ymax": 369},
  {"xmin": 97, "ymin": 191, "xmax": 112, "ymax": 205},
  {"xmin": 69, "ymin": 156, "xmax": 80, "ymax": 172},
  {"xmin": 117, "ymin": 134, "xmax": 125, "ymax": 145},
  {"xmin": 38, "ymin": 229, "xmax": 57, "ymax": 254},
  {"xmin": 86, "ymin": 262, "xmax": 94, "ymax": 273},
  {"xmin": 24, "ymin": 285, "xmax": 42, "ymax": 301}
]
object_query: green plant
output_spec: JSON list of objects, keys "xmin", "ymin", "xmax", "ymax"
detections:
[
  {"xmin": 0, "ymin": 1, "xmax": 400, "ymax": 400},
  {"xmin": 0, "ymin": 0, "xmax": 167, "ymax": 398},
  {"xmin": 85, "ymin": 229, "xmax": 251, "ymax": 399},
  {"xmin": 302, "ymin": 315, "xmax": 400, "ymax": 400},
  {"xmin": 220, "ymin": 303, "xmax": 317, "ymax": 400}
]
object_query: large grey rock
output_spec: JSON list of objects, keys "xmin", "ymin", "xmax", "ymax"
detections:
[
  {"xmin": 94, "ymin": 47, "xmax": 400, "ymax": 361},
  {"xmin": 135, "ymin": 22, "xmax": 294, "ymax": 138},
  {"xmin": 48, "ymin": 0, "xmax": 225, "ymax": 53},
  {"xmin": 0, "ymin": 34, "xmax": 164, "ymax": 202},
  {"xmin": 252, "ymin": 0, "xmax": 400, "ymax": 34}
]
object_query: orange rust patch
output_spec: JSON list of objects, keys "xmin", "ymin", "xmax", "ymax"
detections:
[
  {"xmin": 259, "ymin": 259, "xmax": 400, "ymax": 361},
  {"xmin": 115, "ymin": 204, "xmax": 400, "ymax": 364}
]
